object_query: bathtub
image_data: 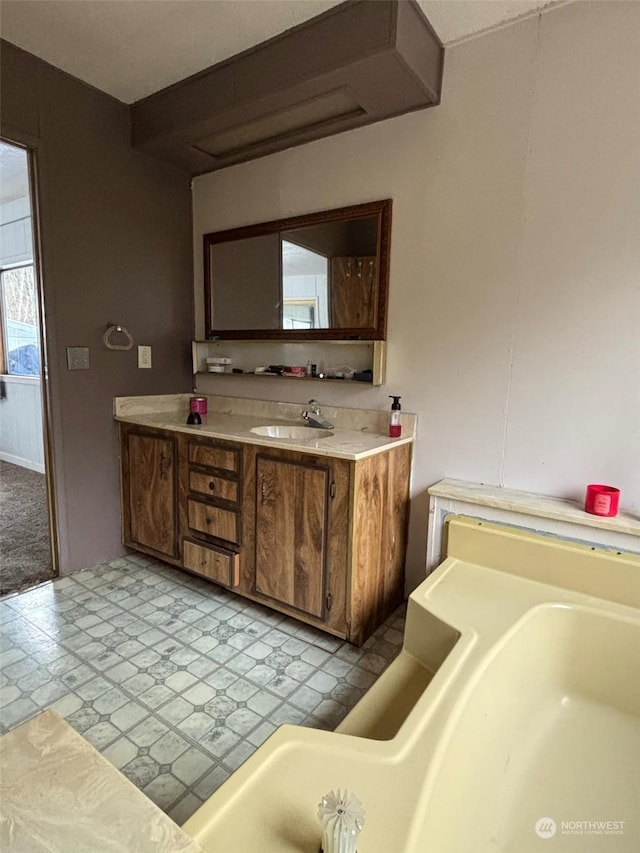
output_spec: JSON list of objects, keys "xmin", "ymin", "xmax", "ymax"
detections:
[
  {"xmin": 183, "ymin": 517, "xmax": 640, "ymax": 853},
  {"xmin": 411, "ymin": 603, "xmax": 640, "ymax": 852}
]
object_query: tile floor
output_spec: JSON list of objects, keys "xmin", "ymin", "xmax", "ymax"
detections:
[{"xmin": 0, "ymin": 553, "xmax": 405, "ymax": 825}]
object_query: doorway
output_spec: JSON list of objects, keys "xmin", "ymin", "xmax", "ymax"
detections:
[{"xmin": 0, "ymin": 139, "xmax": 56, "ymax": 594}]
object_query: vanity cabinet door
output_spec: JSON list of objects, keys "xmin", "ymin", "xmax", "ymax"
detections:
[
  {"xmin": 255, "ymin": 455, "xmax": 328, "ymax": 619},
  {"xmin": 121, "ymin": 426, "xmax": 178, "ymax": 560}
]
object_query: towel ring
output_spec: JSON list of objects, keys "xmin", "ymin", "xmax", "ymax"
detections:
[{"xmin": 103, "ymin": 324, "xmax": 134, "ymax": 351}]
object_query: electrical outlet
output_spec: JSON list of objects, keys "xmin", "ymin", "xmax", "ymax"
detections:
[{"xmin": 138, "ymin": 345, "xmax": 152, "ymax": 369}]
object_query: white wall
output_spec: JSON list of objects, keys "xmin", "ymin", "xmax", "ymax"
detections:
[
  {"xmin": 0, "ymin": 376, "xmax": 45, "ymax": 472},
  {"xmin": 192, "ymin": 1, "xmax": 640, "ymax": 590},
  {"xmin": 0, "ymin": 169, "xmax": 45, "ymax": 475}
]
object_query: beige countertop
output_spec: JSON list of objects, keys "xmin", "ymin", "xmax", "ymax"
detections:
[
  {"xmin": 0, "ymin": 710, "xmax": 203, "ymax": 853},
  {"xmin": 114, "ymin": 394, "xmax": 415, "ymax": 461}
]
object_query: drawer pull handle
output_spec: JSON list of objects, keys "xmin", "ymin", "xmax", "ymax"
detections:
[{"xmin": 208, "ymin": 481, "xmax": 216, "ymax": 490}]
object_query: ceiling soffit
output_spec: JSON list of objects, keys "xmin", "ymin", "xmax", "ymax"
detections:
[{"xmin": 130, "ymin": 0, "xmax": 444, "ymax": 175}]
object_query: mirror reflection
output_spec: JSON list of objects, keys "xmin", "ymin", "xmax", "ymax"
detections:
[
  {"xmin": 204, "ymin": 200, "xmax": 391, "ymax": 340},
  {"xmin": 282, "ymin": 240, "xmax": 328, "ymax": 330}
]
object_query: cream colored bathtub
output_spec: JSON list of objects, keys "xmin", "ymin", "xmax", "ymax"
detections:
[
  {"xmin": 183, "ymin": 518, "xmax": 640, "ymax": 853},
  {"xmin": 412, "ymin": 603, "xmax": 640, "ymax": 852}
]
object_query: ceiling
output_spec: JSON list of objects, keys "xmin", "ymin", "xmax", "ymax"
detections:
[{"xmin": 0, "ymin": 0, "xmax": 566, "ymax": 104}]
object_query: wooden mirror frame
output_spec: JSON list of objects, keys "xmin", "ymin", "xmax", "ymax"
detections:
[{"xmin": 203, "ymin": 199, "xmax": 392, "ymax": 340}]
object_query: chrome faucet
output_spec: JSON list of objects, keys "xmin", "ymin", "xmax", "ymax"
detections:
[{"xmin": 302, "ymin": 399, "xmax": 334, "ymax": 430}]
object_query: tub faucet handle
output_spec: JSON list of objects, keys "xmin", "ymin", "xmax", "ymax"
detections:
[{"xmin": 317, "ymin": 789, "xmax": 365, "ymax": 853}]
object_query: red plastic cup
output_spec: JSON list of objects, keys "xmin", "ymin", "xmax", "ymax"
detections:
[
  {"xmin": 584, "ymin": 484, "xmax": 620, "ymax": 517},
  {"xmin": 189, "ymin": 396, "xmax": 207, "ymax": 415}
]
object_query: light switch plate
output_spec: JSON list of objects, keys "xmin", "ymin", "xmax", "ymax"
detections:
[
  {"xmin": 138, "ymin": 345, "xmax": 152, "ymax": 369},
  {"xmin": 67, "ymin": 346, "xmax": 90, "ymax": 370}
]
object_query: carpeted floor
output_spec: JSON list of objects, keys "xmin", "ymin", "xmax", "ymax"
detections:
[{"xmin": 0, "ymin": 459, "xmax": 54, "ymax": 595}]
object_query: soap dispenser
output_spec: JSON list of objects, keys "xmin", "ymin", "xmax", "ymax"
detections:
[{"xmin": 388, "ymin": 396, "xmax": 402, "ymax": 438}]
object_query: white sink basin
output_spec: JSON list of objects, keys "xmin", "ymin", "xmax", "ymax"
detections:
[{"xmin": 250, "ymin": 425, "xmax": 333, "ymax": 440}]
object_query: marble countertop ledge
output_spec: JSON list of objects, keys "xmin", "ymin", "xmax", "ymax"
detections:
[
  {"xmin": 0, "ymin": 710, "xmax": 203, "ymax": 853},
  {"xmin": 114, "ymin": 394, "xmax": 416, "ymax": 461},
  {"xmin": 428, "ymin": 478, "xmax": 640, "ymax": 538}
]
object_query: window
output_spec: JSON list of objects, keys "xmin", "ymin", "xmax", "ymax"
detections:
[
  {"xmin": 282, "ymin": 298, "xmax": 317, "ymax": 330},
  {"xmin": 1, "ymin": 264, "xmax": 40, "ymax": 376}
]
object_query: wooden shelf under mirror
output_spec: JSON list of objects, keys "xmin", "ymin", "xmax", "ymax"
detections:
[{"xmin": 192, "ymin": 340, "xmax": 386, "ymax": 386}]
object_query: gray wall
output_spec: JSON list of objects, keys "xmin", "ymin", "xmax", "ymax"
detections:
[{"xmin": 1, "ymin": 40, "xmax": 194, "ymax": 574}]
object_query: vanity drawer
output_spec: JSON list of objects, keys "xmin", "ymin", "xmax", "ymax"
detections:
[
  {"xmin": 188, "ymin": 442, "xmax": 240, "ymax": 475},
  {"xmin": 189, "ymin": 470, "xmax": 239, "ymax": 504},
  {"xmin": 183, "ymin": 540, "xmax": 239, "ymax": 588},
  {"xmin": 188, "ymin": 498, "xmax": 240, "ymax": 544}
]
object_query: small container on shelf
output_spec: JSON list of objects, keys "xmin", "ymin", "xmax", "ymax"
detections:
[
  {"xmin": 283, "ymin": 365, "xmax": 306, "ymax": 377},
  {"xmin": 584, "ymin": 484, "xmax": 620, "ymax": 517},
  {"xmin": 206, "ymin": 356, "xmax": 231, "ymax": 373}
]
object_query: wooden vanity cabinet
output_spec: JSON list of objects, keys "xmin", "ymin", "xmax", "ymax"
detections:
[
  {"xmin": 120, "ymin": 424, "xmax": 179, "ymax": 563},
  {"xmin": 119, "ymin": 424, "xmax": 412, "ymax": 645}
]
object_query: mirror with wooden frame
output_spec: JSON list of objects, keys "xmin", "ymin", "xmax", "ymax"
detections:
[{"xmin": 203, "ymin": 199, "xmax": 391, "ymax": 340}]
